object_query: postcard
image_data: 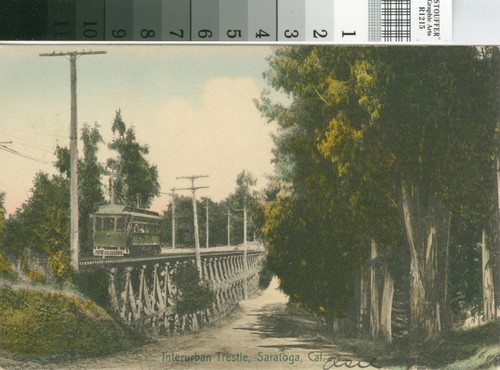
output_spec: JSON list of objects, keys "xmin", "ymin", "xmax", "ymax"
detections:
[{"xmin": 0, "ymin": 44, "xmax": 498, "ymax": 370}]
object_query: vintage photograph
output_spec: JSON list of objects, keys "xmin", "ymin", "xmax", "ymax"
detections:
[{"xmin": 0, "ymin": 45, "xmax": 498, "ymax": 369}]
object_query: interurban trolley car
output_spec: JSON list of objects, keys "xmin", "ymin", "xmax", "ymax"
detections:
[{"xmin": 90, "ymin": 204, "xmax": 161, "ymax": 257}]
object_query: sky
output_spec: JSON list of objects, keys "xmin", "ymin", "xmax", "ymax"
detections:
[{"xmin": 0, "ymin": 44, "xmax": 281, "ymax": 215}]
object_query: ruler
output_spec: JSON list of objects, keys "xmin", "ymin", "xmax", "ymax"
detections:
[{"xmin": 1, "ymin": 0, "xmax": 452, "ymax": 42}]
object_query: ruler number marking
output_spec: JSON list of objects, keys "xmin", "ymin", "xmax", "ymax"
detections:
[
  {"xmin": 112, "ymin": 29, "xmax": 127, "ymax": 38},
  {"xmin": 54, "ymin": 21, "xmax": 69, "ymax": 36},
  {"xmin": 256, "ymin": 29, "xmax": 270, "ymax": 38},
  {"xmin": 83, "ymin": 21, "xmax": 98, "ymax": 39},
  {"xmin": 198, "ymin": 29, "xmax": 213, "ymax": 39},
  {"xmin": 227, "ymin": 29, "xmax": 242, "ymax": 39},
  {"xmin": 284, "ymin": 29, "xmax": 299, "ymax": 39},
  {"xmin": 141, "ymin": 29, "xmax": 156, "ymax": 38},
  {"xmin": 169, "ymin": 29, "xmax": 185, "ymax": 39},
  {"xmin": 342, "ymin": 30, "xmax": 356, "ymax": 37},
  {"xmin": 313, "ymin": 29, "xmax": 328, "ymax": 38}
]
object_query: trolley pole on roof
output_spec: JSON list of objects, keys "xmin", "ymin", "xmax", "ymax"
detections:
[
  {"xmin": 176, "ymin": 175, "xmax": 209, "ymax": 279},
  {"xmin": 40, "ymin": 50, "xmax": 106, "ymax": 272}
]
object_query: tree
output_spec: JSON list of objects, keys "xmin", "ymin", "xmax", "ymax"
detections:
[
  {"xmin": 55, "ymin": 123, "xmax": 105, "ymax": 254},
  {"xmin": 79, "ymin": 124, "xmax": 105, "ymax": 252},
  {"xmin": 259, "ymin": 47, "xmax": 400, "ymax": 339},
  {"xmin": 161, "ymin": 195, "xmax": 197, "ymax": 248},
  {"xmin": 108, "ymin": 110, "xmax": 160, "ymax": 208},
  {"xmin": 161, "ymin": 196, "xmax": 237, "ymax": 248},
  {"xmin": 0, "ymin": 192, "xmax": 10, "ymax": 274},
  {"xmin": 0, "ymin": 192, "xmax": 5, "ymax": 237},
  {"xmin": 368, "ymin": 47, "xmax": 496, "ymax": 341},
  {"xmin": 7, "ymin": 173, "xmax": 70, "ymax": 257},
  {"xmin": 1, "ymin": 216, "xmax": 23, "ymax": 258},
  {"xmin": 260, "ymin": 46, "xmax": 497, "ymax": 343}
]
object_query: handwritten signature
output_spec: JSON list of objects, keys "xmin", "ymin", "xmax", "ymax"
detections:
[{"xmin": 323, "ymin": 355, "xmax": 380, "ymax": 369}]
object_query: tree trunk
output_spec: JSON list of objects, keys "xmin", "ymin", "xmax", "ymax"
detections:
[
  {"xmin": 369, "ymin": 239, "xmax": 394, "ymax": 342},
  {"xmin": 482, "ymin": 228, "xmax": 496, "ymax": 322},
  {"xmin": 359, "ymin": 268, "xmax": 369, "ymax": 332},
  {"xmin": 441, "ymin": 211, "xmax": 452, "ymax": 332},
  {"xmin": 401, "ymin": 184, "xmax": 444, "ymax": 343},
  {"xmin": 370, "ymin": 239, "xmax": 381, "ymax": 338},
  {"xmin": 380, "ymin": 265, "xmax": 394, "ymax": 343}
]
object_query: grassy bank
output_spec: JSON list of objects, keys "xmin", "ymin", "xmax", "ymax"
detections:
[
  {"xmin": 0, "ymin": 288, "xmax": 143, "ymax": 359},
  {"xmin": 334, "ymin": 319, "xmax": 500, "ymax": 369}
]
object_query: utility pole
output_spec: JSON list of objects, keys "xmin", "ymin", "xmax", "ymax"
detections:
[
  {"xmin": 233, "ymin": 206, "xmax": 248, "ymax": 244},
  {"xmin": 233, "ymin": 205, "xmax": 249, "ymax": 299},
  {"xmin": 176, "ymin": 175, "xmax": 209, "ymax": 278},
  {"xmin": 206, "ymin": 198, "xmax": 209, "ymax": 248},
  {"xmin": 40, "ymin": 50, "xmax": 106, "ymax": 272}
]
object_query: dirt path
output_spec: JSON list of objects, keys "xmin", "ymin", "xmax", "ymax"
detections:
[{"xmin": 1, "ymin": 278, "xmax": 377, "ymax": 370}]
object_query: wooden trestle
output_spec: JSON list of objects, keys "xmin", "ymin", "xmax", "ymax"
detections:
[{"xmin": 79, "ymin": 244, "xmax": 264, "ymax": 334}]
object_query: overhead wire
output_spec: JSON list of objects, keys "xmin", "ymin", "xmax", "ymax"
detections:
[
  {"xmin": 0, "ymin": 144, "xmax": 50, "ymax": 164},
  {"xmin": 6, "ymin": 135, "xmax": 54, "ymax": 154}
]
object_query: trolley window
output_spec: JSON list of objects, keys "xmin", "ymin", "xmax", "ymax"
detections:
[
  {"xmin": 95, "ymin": 216, "xmax": 103, "ymax": 231},
  {"xmin": 104, "ymin": 217, "xmax": 115, "ymax": 231},
  {"xmin": 116, "ymin": 217, "xmax": 126, "ymax": 231}
]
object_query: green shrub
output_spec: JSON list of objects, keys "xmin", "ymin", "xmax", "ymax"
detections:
[
  {"xmin": 72, "ymin": 268, "xmax": 110, "ymax": 309},
  {"xmin": 49, "ymin": 251, "xmax": 74, "ymax": 285},
  {"xmin": 258, "ymin": 258, "xmax": 274, "ymax": 290},
  {"xmin": 25, "ymin": 268, "xmax": 46, "ymax": 283},
  {"xmin": 20, "ymin": 251, "xmax": 46, "ymax": 283},
  {"xmin": 0, "ymin": 252, "xmax": 13, "ymax": 279},
  {"xmin": 172, "ymin": 262, "xmax": 214, "ymax": 315},
  {"xmin": 0, "ymin": 288, "xmax": 137, "ymax": 357}
]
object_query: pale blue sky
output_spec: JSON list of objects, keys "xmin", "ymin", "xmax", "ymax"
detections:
[{"xmin": 0, "ymin": 45, "xmax": 279, "ymax": 214}]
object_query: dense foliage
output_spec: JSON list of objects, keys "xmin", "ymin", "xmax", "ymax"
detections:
[
  {"xmin": 1, "ymin": 173, "xmax": 70, "ymax": 259},
  {"xmin": 0, "ymin": 289, "xmax": 137, "ymax": 356},
  {"xmin": 108, "ymin": 110, "xmax": 160, "ymax": 208},
  {"xmin": 171, "ymin": 262, "xmax": 214, "ymax": 315},
  {"xmin": 160, "ymin": 170, "xmax": 261, "ymax": 248},
  {"xmin": 55, "ymin": 123, "xmax": 106, "ymax": 253},
  {"xmin": 258, "ymin": 46, "xmax": 499, "ymax": 341},
  {"xmin": 0, "ymin": 111, "xmax": 161, "ymax": 282},
  {"xmin": 72, "ymin": 268, "xmax": 111, "ymax": 309}
]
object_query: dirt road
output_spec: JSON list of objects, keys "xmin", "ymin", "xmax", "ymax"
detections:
[{"xmin": 2, "ymin": 278, "xmax": 376, "ymax": 370}]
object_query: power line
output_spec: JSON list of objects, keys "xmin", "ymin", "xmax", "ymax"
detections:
[
  {"xmin": 4, "ymin": 134, "xmax": 54, "ymax": 153},
  {"xmin": 0, "ymin": 143, "xmax": 50, "ymax": 164}
]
